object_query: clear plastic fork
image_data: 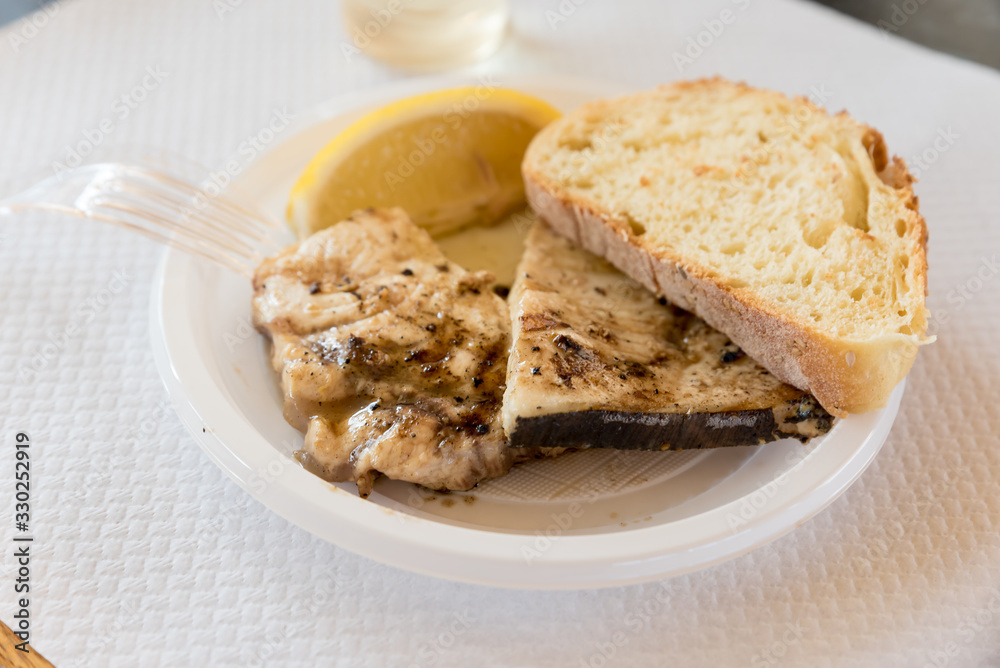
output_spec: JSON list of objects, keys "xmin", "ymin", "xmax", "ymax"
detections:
[{"xmin": 0, "ymin": 162, "xmax": 284, "ymax": 276}]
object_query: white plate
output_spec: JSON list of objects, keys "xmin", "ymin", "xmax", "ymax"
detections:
[{"xmin": 149, "ymin": 75, "xmax": 903, "ymax": 589}]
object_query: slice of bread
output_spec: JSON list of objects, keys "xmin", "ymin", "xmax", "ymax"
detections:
[
  {"xmin": 503, "ymin": 220, "xmax": 833, "ymax": 449},
  {"xmin": 522, "ymin": 78, "xmax": 929, "ymax": 416}
]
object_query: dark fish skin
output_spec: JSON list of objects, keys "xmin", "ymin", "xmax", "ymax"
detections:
[
  {"xmin": 510, "ymin": 395, "xmax": 833, "ymax": 450},
  {"xmin": 510, "ymin": 409, "xmax": 781, "ymax": 450}
]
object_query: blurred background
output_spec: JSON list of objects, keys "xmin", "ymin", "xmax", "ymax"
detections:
[
  {"xmin": 5, "ymin": 0, "xmax": 998, "ymax": 70},
  {"xmin": 813, "ymin": 0, "xmax": 1000, "ymax": 69}
]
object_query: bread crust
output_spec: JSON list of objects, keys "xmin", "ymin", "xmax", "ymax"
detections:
[{"xmin": 522, "ymin": 83, "xmax": 929, "ymax": 416}]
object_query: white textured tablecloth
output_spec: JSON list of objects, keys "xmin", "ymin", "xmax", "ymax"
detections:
[{"xmin": 2, "ymin": 1, "xmax": 999, "ymax": 666}]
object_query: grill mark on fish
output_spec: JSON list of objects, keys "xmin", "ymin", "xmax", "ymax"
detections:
[{"xmin": 502, "ymin": 220, "xmax": 834, "ymax": 449}]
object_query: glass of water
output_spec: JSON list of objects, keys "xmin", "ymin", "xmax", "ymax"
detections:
[{"xmin": 341, "ymin": 0, "xmax": 510, "ymax": 70}]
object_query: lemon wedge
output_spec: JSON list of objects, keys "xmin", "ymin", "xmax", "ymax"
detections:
[{"xmin": 287, "ymin": 86, "xmax": 561, "ymax": 238}]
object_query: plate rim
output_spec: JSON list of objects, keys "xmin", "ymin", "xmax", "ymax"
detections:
[{"xmin": 149, "ymin": 74, "xmax": 902, "ymax": 589}]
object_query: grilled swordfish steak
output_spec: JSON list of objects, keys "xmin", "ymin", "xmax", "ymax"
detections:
[
  {"xmin": 252, "ymin": 208, "xmax": 515, "ymax": 497},
  {"xmin": 503, "ymin": 221, "xmax": 833, "ymax": 449}
]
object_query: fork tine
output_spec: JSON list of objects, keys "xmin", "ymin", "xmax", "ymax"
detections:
[
  {"xmin": 93, "ymin": 198, "xmax": 260, "ymax": 258},
  {"xmin": 145, "ymin": 185, "xmax": 274, "ymax": 246},
  {"xmin": 89, "ymin": 185, "xmax": 263, "ymax": 253},
  {"xmin": 94, "ymin": 169, "xmax": 278, "ymax": 244},
  {"xmin": 123, "ymin": 166, "xmax": 280, "ymax": 233},
  {"xmin": 87, "ymin": 167, "xmax": 284, "ymax": 260},
  {"xmin": 155, "ymin": 187, "xmax": 274, "ymax": 243}
]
